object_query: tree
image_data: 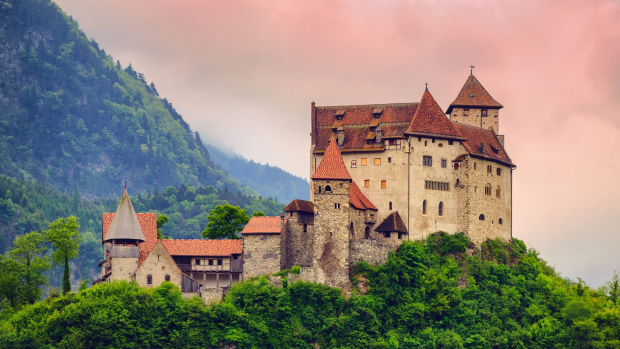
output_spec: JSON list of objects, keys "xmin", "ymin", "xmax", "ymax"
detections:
[
  {"xmin": 599, "ymin": 271, "xmax": 620, "ymax": 305},
  {"xmin": 43, "ymin": 217, "xmax": 80, "ymax": 294},
  {"xmin": 252, "ymin": 211, "xmax": 266, "ymax": 217},
  {"xmin": 8, "ymin": 232, "xmax": 50, "ymax": 304},
  {"xmin": 157, "ymin": 214, "xmax": 169, "ymax": 239},
  {"xmin": 202, "ymin": 204, "xmax": 249, "ymax": 239}
]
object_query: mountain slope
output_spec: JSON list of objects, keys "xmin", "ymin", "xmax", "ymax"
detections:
[
  {"xmin": 0, "ymin": 0, "xmax": 251, "ymax": 198},
  {"xmin": 206, "ymin": 144, "xmax": 309, "ymax": 204}
]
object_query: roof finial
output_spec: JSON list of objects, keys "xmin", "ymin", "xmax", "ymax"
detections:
[
  {"xmin": 124, "ymin": 181, "xmax": 127, "ymax": 190},
  {"xmin": 425, "ymin": 82, "xmax": 428, "ymax": 92},
  {"xmin": 470, "ymin": 65, "xmax": 475, "ymax": 75}
]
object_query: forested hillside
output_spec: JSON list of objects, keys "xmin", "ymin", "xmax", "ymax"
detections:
[
  {"xmin": 2, "ymin": 234, "xmax": 619, "ymax": 348},
  {"xmin": 0, "ymin": 0, "xmax": 255, "ymax": 198},
  {"xmin": 206, "ymin": 144, "xmax": 309, "ymax": 204}
]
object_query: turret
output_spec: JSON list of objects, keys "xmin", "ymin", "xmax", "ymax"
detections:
[{"xmin": 446, "ymin": 73, "xmax": 503, "ymax": 135}]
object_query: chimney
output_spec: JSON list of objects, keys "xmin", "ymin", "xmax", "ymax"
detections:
[{"xmin": 280, "ymin": 213, "xmax": 285, "ymax": 229}]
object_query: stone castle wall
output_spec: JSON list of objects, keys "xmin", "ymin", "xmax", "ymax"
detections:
[
  {"xmin": 135, "ymin": 242, "xmax": 182, "ymax": 288},
  {"xmin": 285, "ymin": 212, "xmax": 314, "ymax": 268},
  {"xmin": 456, "ymin": 156, "xmax": 512, "ymax": 245},
  {"xmin": 242, "ymin": 233, "xmax": 282, "ymax": 279},
  {"xmin": 349, "ymin": 239, "xmax": 400, "ymax": 267},
  {"xmin": 450, "ymin": 107, "xmax": 500, "ymax": 134}
]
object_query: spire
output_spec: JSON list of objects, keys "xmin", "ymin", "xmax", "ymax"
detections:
[
  {"xmin": 311, "ymin": 137, "xmax": 352, "ymax": 181},
  {"xmin": 104, "ymin": 187, "xmax": 146, "ymax": 242},
  {"xmin": 405, "ymin": 89, "xmax": 463, "ymax": 140},
  {"xmin": 446, "ymin": 74, "xmax": 502, "ymax": 114}
]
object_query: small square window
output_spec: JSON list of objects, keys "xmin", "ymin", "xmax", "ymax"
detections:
[
  {"xmin": 209, "ymin": 259, "xmax": 214, "ymax": 266},
  {"xmin": 441, "ymin": 159, "xmax": 447, "ymax": 168},
  {"xmin": 423, "ymin": 156, "xmax": 432, "ymax": 167},
  {"xmin": 381, "ymin": 180, "xmax": 386, "ymax": 189},
  {"xmin": 374, "ymin": 158, "xmax": 381, "ymax": 165},
  {"xmin": 448, "ymin": 140, "xmax": 453, "ymax": 145},
  {"xmin": 361, "ymin": 158, "xmax": 367, "ymax": 166},
  {"xmin": 217, "ymin": 259, "xmax": 223, "ymax": 266},
  {"xmin": 351, "ymin": 160, "xmax": 357, "ymax": 168},
  {"xmin": 388, "ymin": 157, "xmax": 392, "ymax": 163},
  {"xmin": 195, "ymin": 259, "xmax": 201, "ymax": 265},
  {"xmin": 464, "ymin": 109, "xmax": 469, "ymax": 116},
  {"xmin": 482, "ymin": 109, "xmax": 488, "ymax": 117},
  {"xmin": 364, "ymin": 180, "xmax": 370, "ymax": 188}
]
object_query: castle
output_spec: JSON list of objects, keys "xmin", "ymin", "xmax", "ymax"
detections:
[{"xmin": 94, "ymin": 73, "xmax": 515, "ymax": 296}]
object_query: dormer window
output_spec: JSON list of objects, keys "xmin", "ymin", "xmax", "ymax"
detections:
[
  {"xmin": 335, "ymin": 109, "xmax": 345, "ymax": 120},
  {"xmin": 372, "ymin": 108, "xmax": 382, "ymax": 118},
  {"xmin": 470, "ymin": 93, "xmax": 475, "ymax": 98}
]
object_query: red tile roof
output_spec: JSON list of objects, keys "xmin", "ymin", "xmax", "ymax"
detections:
[
  {"xmin": 103, "ymin": 212, "xmax": 158, "ymax": 266},
  {"xmin": 161, "ymin": 239, "xmax": 242, "ymax": 257},
  {"xmin": 311, "ymin": 138, "xmax": 352, "ymax": 181},
  {"xmin": 375, "ymin": 211, "xmax": 408, "ymax": 233},
  {"xmin": 446, "ymin": 74, "xmax": 503, "ymax": 114},
  {"xmin": 406, "ymin": 89, "xmax": 464, "ymax": 140},
  {"xmin": 284, "ymin": 199, "xmax": 314, "ymax": 213},
  {"xmin": 452, "ymin": 122, "xmax": 515, "ymax": 167},
  {"xmin": 313, "ymin": 103, "xmax": 418, "ymax": 153},
  {"xmin": 241, "ymin": 216, "xmax": 287, "ymax": 234},
  {"xmin": 349, "ymin": 181, "xmax": 378, "ymax": 211}
]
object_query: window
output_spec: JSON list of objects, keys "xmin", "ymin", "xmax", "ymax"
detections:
[
  {"xmin": 499, "ymin": 218, "xmax": 503, "ymax": 225},
  {"xmin": 339, "ymin": 183, "xmax": 343, "ymax": 188},
  {"xmin": 496, "ymin": 186, "xmax": 501, "ymax": 198},
  {"xmin": 195, "ymin": 259, "xmax": 201, "ymax": 265},
  {"xmin": 165, "ymin": 275, "xmax": 170, "ymax": 282},
  {"xmin": 482, "ymin": 109, "xmax": 488, "ymax": 117},
  {"xmin": 389, "ymin": 202, "xmax": 392, "ymax": 210},
  {"xmin": 303, "ymin": 224, "xmax": 307, "ymax": 232},
  {"xmin": 448, "ymin": 140, "xmax": 453, "ymax": 145},
  {"xmin": 418, "ymin": 137, "xmax": 422, "ymax": 142},
  {"xmin": 474, "ymin": 186, "xmax": 477, "ymax": 193},
  {"xmin": 424, "ymin": 140, "xmax": 428, "ymax": 146},
  {"xmin": 147, "ymin": 275, "xmax": 152, "ymax": 285},
  {"xmin": 334, "ymin": 203, "xmax": 340, "ymax": 209},
  {"xmin": 438, "ymin": 202, "xmax": 444, "ymax": 216},
  {"xmin": 318, "ymin": 186, "xmax": 322, "ymax": 193},
  {"xmin": 432, "ymin": 138, "xmax": 436, "ymax": 143},
  {"xmin": 441, "ymin": 159, "xmax": 447, "ymax": 168},
  {"xmin": 438, "ymin": 143, "xmax": 443, "ymax": 148},
  {"xmin": 425, "ymin": 181, "xmax": 450, "ymax": 191},
  {"xmin": 217, "ymin": 259, "xmax": 223, "ymax": 266},
  {"xmin": 496, "ymin": 168, "xmax": 502, "ymax": 176},
  {"xmin": 325, "ymin": 185, "xmax": 332, "ymax": 193},
  {"xmin": 487, "ymin": 165, "xmax": 492, "ymax": 173},
  {"xmin": 351, "ymin": 160, "xmax": 357, "ymax": 168},
  {"xmin": 374, "ymin": 158, "xmax": 381, "ymax": 165},
  {"xmin": 423, "ymin": 156, "xmax": 432, "ymax": 167},
  {"xmin": 385, "ymin": 232, "xmax": 391, "ymax": 238},
  {"xmin": 422, "ymin": 200, "xmax": 427, "ymax": 215},
  {"xmin": 388, "ymin": 157, "xmax": 392, "ymax": 163},
  {"xmin": 361, "ymin": 158, "xmax": 367, "ymax": 166},
  {"xmin": 453, "ymin": 163, "xmax": 460, "ymax": 169},
  {"xmin": 479, "ymin": 214, "xmax": 485, "ymax": 220},
  {"xmin": 290, "ymin": 212, "xmax": 293, "ymax": 217},
  {"xmin": 386, "ymin": 139, "xmax": 401, "ymax": 149},
  {"xmin": 474, "ymin": 163, "xmax": 477, "ymax": 170},
  {"xmin": 464, "ymin": 109, "xmax": 469, "ymax": 116},
  {"xmin": 364, "ymin": 180, "xmax": 370, "ymax": 188},
  {"xmin": 381, "ymin": 180, "xmax": 386, "ymax": 189},
  {"xmin": 209, "ymin": 259, "xmax": 214, "ymax": 265},
  {"xmin": 485, "ymin": 184, "xmax": 492, "ymax": 196}
]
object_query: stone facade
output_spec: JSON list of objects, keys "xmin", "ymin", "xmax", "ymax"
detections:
[
  {"xmin": 242, "ymin": 233, "xmax": 282, "ymax": 279},
  {"xmin": 450, "ymin": 107, "xmax": 500, "ymax": 134},
  {"xmin": 135, "ymin": 241, "xmax": 182, "ymax": 288},
  {"xmin": 349, "ymin": 239, "xmax": 400, "ymax": 267},
  {"xmin": 109, "ymin": 255, "xmax": 140, "ymax": 282},
  {"xmin": 285, "ymin": 211, "xmax": 314, "ymax": 268}
]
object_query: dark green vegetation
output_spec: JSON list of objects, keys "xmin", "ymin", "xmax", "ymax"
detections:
[
  {"xmin": 0, "ymin": 175, "xmax": 282, "ymax": 285},
  {"xmin": 202, "ymin": 203, "xmax": 251, "ymax": 240},
  {"xmin": 2, "ymin": 234, "xmax": 619, "ymax": 348},
  {"xmin": 206, "ymin": 144, "xmax": 309, "ymax": 204}
]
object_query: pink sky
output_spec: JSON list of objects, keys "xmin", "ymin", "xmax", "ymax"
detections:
[{"xmin": 54, "ymin": 0, "xmax": 620, "ymax": 287}]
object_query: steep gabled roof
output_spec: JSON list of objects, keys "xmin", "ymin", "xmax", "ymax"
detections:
[
  {"xmin": 375, "ymin": 211, "xmax": 408, "ymax": 234},
  {"xmin": 311, "ymin": 138, "xmax": 352, "ymax": 181},
  {"xmin": 452, "ymin": 122, "xmax": 515, "ymax": 167},
  {"xmin": 405, "ymin": 89, "xmax": 464, "ymax": 140},
  {"xmin": 284, "ymin": 199, "xmax": 314, "ymax": 213},
  {"xmin": 241, "ymin": 216, "xmax": 287, "ymax": 234},
  {"xmin": 161, "ymin": 239, "xmax": 242, "ymax": 256},
  {"xmin": 102, "ymin": 212, "xmax": 157, "ymax": 265},
  {"xmin": 103, "ymin": 188, "xmax": 146, "ymax": 242},
  {"xmin": 349, "ymin": 181, "xmax": 378, "ymax": 211},
  {"xmin": 446, "ymin": 74, "xmax": 503, "ymax": 114}
]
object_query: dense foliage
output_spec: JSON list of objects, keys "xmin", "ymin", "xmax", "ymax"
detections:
[
  {"xmin": 206, "ymin": 144, "xmax": 309, "ymax": 204},
  {"xmin": 1, "ymin": 233, "xmax": 619, "ymax": 348}
]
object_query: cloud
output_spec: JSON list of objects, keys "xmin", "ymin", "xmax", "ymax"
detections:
[{"xmin": 54, "ymin": 0, "xmax": 620, "ymax": 286}]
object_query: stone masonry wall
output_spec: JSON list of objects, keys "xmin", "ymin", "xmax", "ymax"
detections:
[
  {"xmin": 285, "ymin": 212, "xmax": 314, "ymax": 268},
  {"xmin": 242, "ymin": 233, "xmax": 282, "ymax": 279},
  {"xmin": 456, "ymin": 156, "xmax": 512, "ymax": 245},
  {"xmin": 201, "ymin": 288, "xmax": 224, "ymax": 304},
  {"xmin": 450, "ymin": 107, "xmax": 500, "ymax": 134},
  {"xmin": 135, "ymin": 242, "xmax": 183, "ymax": 288},
  {"xmin": 349, "ymin": 239, "xmax": 400, "ymax": 267},
  {"xmin": 312, "ymin": 179, "xmax": 352, "ymax": 290}
]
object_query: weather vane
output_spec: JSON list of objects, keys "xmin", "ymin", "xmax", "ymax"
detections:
[
  {"xmin": 124, "ymin": 181, "xmax": 127, "ymax": 189},
  {"xmin": 470, "ymin": 65, "xmax": 475, "ymax": 75}
]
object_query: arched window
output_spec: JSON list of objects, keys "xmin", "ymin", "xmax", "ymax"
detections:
[
  {"xmin": 499, "ymin": 218, "xmax": 503, "ymax": 225},
  {"xmin": 147, "ymin": 275, "xmax": 153, "ymax": 285},
  {"xmin": 303, "ymin": 224, "xmax": 307, "ymax": 232},
  {"xmin": 365, "ymin": 226, "xmax": 371, "ymax": 239},
  {"xmin": 479, "ymin": 214, "xmax": 485, "ymax": 221},
  {"xmin": 438, "ymin": 202, "xmax": 444, "ymax": 216},
  {"xmin": 422, "ymin": 200, "xmax": 427, "ymax": 215},
  {"xmin": 325, "ymin": 185, "xmax": 332, "ymax": 193},
  {"xmin": 485, "ymin": 184, "xmax": 492, "ymax": 196},
  {"xmin": 165, "ymin": 275, "xmax": 170, "ymax": 282},
  {"xmin": 389, "ymin": 202, "xmax": 392, "ymax": 210},
  {"xmin": 496, "ymin": 186, "xmax": 501, "ymax": 198}
]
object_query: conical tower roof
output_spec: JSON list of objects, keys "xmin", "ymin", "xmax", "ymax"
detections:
[
  {"xmin": 406, "ymin": 89, "xmax": 463, "ymax": 140},
  {"xmin": 446, "ymin": 74, "xmax": 503, "ymax": 114},
  {"xmin": 103, "ymin": 187, "xmax": 146, "ymax": 242},
  {"xmin": 311, "ymin": 137, "xmax": 352, "ymax": 181}
]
